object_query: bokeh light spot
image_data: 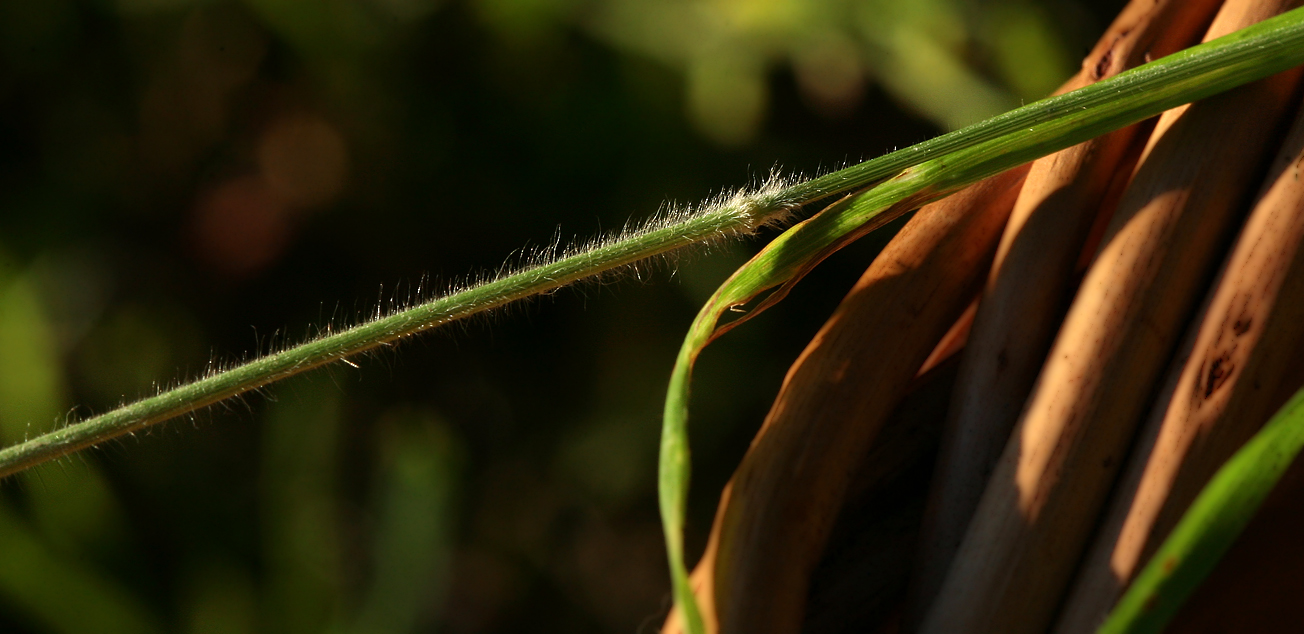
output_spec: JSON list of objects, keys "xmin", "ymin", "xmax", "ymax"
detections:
[
  {"xmin": 257, "ymin": 114, "xmax": 350, "ymax": 209},
  {"xmin": 192, "ymin": 175, "xmax": 292, "ymax": 279}
]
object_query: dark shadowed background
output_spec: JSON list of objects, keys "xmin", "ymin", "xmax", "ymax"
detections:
[{"xmin": 0, "ymin": 1, "xmax": 1120, "ymax": 632}]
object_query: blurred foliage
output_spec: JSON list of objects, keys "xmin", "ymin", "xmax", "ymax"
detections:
[{"xmin": 0, "ymin": 0, "xmax": 1118, "ymax": 631}]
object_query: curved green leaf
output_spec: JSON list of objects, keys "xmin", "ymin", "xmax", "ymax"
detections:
[{"xmin": 1098, "ymin": 386, "xmax": 1304, "ymax": 634}]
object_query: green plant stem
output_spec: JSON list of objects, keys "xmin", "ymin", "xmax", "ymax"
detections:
[
  {"xmin": 0, "ymin": 201, "xmax": 781, "ymax": 480},
  {"xmin": 3, "ymin": 7, "xmax": 1304, "ymax": 482}
]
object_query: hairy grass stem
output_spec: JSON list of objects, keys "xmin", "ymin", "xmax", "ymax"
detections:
[{"xmin": 0, "ymin": 5, "xmax": 1302, "ymax": 535}]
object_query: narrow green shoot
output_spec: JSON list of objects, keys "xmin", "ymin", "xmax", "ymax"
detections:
[
  {"xmin": 1098, "ymin": 386, "xmax": 1304, "ymax": 634},
  {"xmin": 0, "ymin": 182, "xmax": 800, "ymax": 479}
]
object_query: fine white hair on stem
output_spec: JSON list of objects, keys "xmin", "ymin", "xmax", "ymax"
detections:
[
  {"xmin": 0, "ymin": 166, "xmax": 810, "ymax": 480},
  {"xmin": 514, "ymin": 169, "xmax": 797, "ymax": 278}
]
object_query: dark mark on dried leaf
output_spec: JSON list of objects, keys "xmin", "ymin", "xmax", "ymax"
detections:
[{"xmin": 1203, "ymin": 354, "xmax": 1234, "ymax": 398}]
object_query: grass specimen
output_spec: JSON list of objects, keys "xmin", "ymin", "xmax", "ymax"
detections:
[
  {"xmin": 2, "ymin": 5, "xmax": 1304, "ymax": 634},
  {"xmin": 4, "ymin": 6, "xmax": 1299, "ymax": 483}
]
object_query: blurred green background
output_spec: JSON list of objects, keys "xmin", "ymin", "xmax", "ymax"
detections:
[{"xmin": 0, "ymin": 0, "xmax": 1119, "ymax": 632}]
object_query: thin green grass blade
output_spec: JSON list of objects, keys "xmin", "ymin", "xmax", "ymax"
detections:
[
  {"xmin": 786, "ymin": 5, "xmax": 1304, "ymax": 205},
  {"xmin": 1097, "ymin": 386, "xmax": 1304, "ymax": 634},
  {"xmin": 658, "ymin": 9, "xmax": 1304, "ymax": 632}
]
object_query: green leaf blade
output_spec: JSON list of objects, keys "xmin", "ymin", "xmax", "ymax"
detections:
[{"xmin": 1099, "ymin": 387, "xmax": 1304, "ymax": 634}]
